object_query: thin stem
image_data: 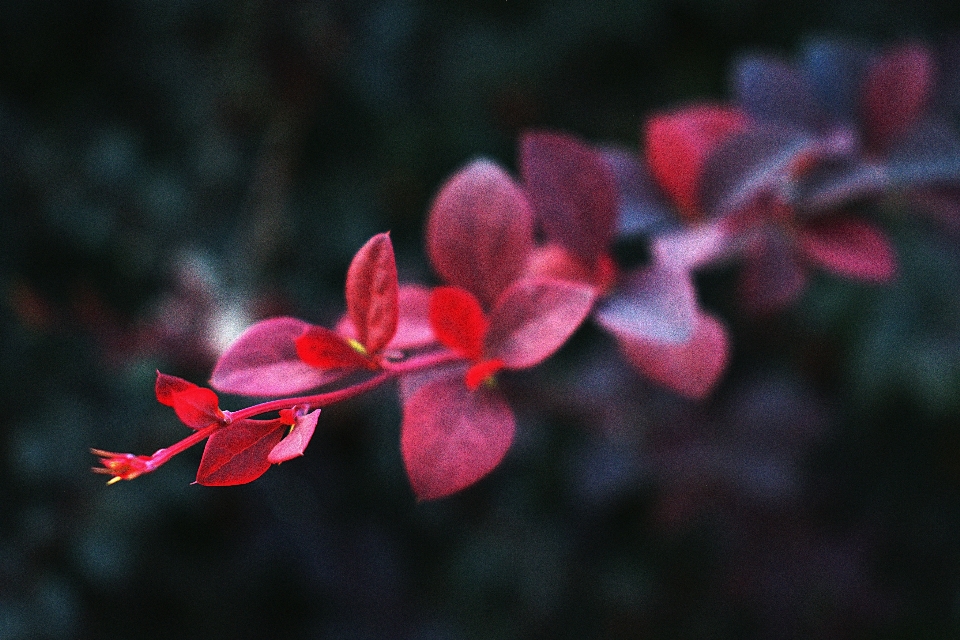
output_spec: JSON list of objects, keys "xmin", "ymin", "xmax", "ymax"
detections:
[{"xmin": 146, "ymin": 421, "xmax": 223, "ymax": 471}]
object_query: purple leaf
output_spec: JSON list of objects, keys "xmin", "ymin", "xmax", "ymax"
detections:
[
  {"xmin": 733, "ymin": 54, "xmax": 822, "ymax": 130},
  {"xmin": 196, "ymin": 419, "xmax": 286, "ymax": 486},
  {"xmin": 617, "ymin": 311, "xmax": 729, "ymax": 399},
  {"xmin": 801, "ymin": 38, "xmax": 870, "ymax": 125},
  {"xmin": 401, "ymin": 373, "xmax": 515, "ymax": 500},
  {"xmin": 268, "ymin": 409, "xmax": 321, "ymax": 464},
  {"xmin": 594, "ymin": 266, "xmax": 697, "ymax": 344},
  {"xmin": 427, "ymin": 159, "xmax": 534, "ymax": 307},
  {"xmin": 600, "ymin": 146, "xmax": 675, "ymax": 236},
  {"xmin": 886, "ymin": 118, "xmax": 960, "ymax": 188},
  {"xmin": 799, "ymin": 217, "xmax": 896, "ymax": 282},
  {"xmin": 211, "ymin": 317, "xmax": 346, "ymax": 396},
  {"xmin": 861, "ymin": 43, "xmax": 935, "ymax": 151},
  {"xmin": 484, "ymin": 278, "xmax": 597, "ymax": 369},
  {"xmin": 520, "ymin": 130, "xmax": 618, "ymax": 263},
  {"xmin": 738, "ymin": 229, "xmax": 808, "ymax": 314},
  {"xmin": 652, "ymin": 221, "xmax": 732, "ymax": 272}
]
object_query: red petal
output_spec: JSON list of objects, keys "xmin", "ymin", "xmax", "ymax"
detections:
[
  {"xmin": 294, "ymin": 325, "xmax": 374, "ymax": 371},
  {"xmin": 429, "ymin": 286, "xmax": 488, "ymax": 361},
  {"xmin": 799, "ymin": 217, "xmax": 896, "ymax": 282},
  {"xmin": 427, "ymin": 159, "xmax": 534, "ymax": 307},
  {"xmin": 211, "ymin": 317, "xmax": 348, "ymax": 396},
  {"xmin": 196, "ymin": 419, "xmax": 287, "ymax": 486},
  {"xmin": 618, "ymin": 312, "xmax": 729, "ymax": 399},
  {"xmin": 862, "ymin": 43, "xmax": 935, "ymax": 151},
  {"xmin": 519, "ymin": 130, "xmax": 618, "ymax": 264},
  {"xmin": 645, "ymin": 105, "xmax": 749, "ymax": 218},
  {"xmin": 485, "ymin": 278, "xmax": 596, "ymax": 369},
  {"xmin": 268, "ymin": 408, "xmax": 321, "ymax": 464},
  {"xmin": 401, "ymin": 373, "xmax": 515, "ymax": 500},
  {"xmin": 345, "ymin": 233, "xmax": 399, "ymax": 354}
]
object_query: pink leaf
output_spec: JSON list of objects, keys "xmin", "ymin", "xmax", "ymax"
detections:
[
  {"xmin": 195, "ymin": 418, "xmax": 287, "ymax": 486},
  {"xmin": 485, "ymin": 278, "xmax": 597, "ymax": 369},
  {"xmin": 645, "ymin": 105, "xmax": 749, "ymax": 218},
  {"xmin": 520, "ymin": 130, "xmax": 618, "ymax": 263},
  {"xmin": 594, "ymin": 267, "xmax": 697, "ymax": 344},
  {"xmin": 401, "ymin": 373, "xmax": 515, "ymax": 500},
  {"xmin": 618, "ymin": 312, "xmax": 730, "ymax": 399},
  {"xmin": 427, "ymin": 159, "xmax": 534, "ymax": 307},
  {"xmin": 345, "ymin": 233, "xmax": 399, "ymax": 354},
  {"xmin": 268, "ymin": 408, "xmax": 321, "ymax": 464},
  {"xmin": 862, "ymin": 43, "xmax": 935, "ymax": 151},
  {"xmin": 210, "ymin": 317, "xmax": 347, "ymax": 396},
  {"xmin": 799, "ymin": 217, "xmax": 896, "ymax": 282},
  {"xmin": 336, "ymin": 285, "xmax": 436, "ymax": 351}
]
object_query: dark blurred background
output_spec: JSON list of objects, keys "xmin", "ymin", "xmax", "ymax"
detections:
[{"xmin": 4, "ymin": 1, "xmax": 960, "ymax": 638}]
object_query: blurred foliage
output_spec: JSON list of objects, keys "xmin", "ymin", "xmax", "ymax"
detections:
[{"xmin": 4, "ymin": 0, "xmax": 960, "ymax": 638}]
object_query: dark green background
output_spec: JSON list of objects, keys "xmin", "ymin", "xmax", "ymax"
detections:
[{"xmin": 3, "ymin": 1, "xmax": 960, "ymax": 638}]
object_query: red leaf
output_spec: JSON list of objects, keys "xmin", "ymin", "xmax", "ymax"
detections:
[
  {"xmin": 337, "ymin": 285, "xmax": 435, "ymax": 351},
  {"xmin": 645, "ymin": 105, "xmax": 749, "ymax": 218},
  {"xmin": 799, "ymin": 217, "xmax": 896, "ymax": 282},
  {"xmin": 268, "ymin": 408, "xmax": 321, "ymax": 464},
  {"xmin": 618, "ymin": 312, "xmax": 729, "ymax": 399},
  {"xmin": 345, "ymin": 233, "xmax": 399, "ymax": 354},
  {"xmin": 485, "ymin": 278, "xmax": 596, "ymax": 369},
  {"xmin": 520, "ymin": 130, "xmax": 618, "ymax": 264},
  {"xmin": 210, "ymin": 317, "xmax": 348, "ymax": 396},
  {"xmin": 427, "ymin": 159, "xmax": 534, "ymax": 307},
  {"xmin": 429, "ymin": 286, "xmax": 488, "ymax": 361},
  {"xmin": 401, "ymin": 373, "xmax": 515, "ymax": 500},
  {"xmin": 294, "ymin": 325, "xmax": 374, "ymax": 370},
  {"xmin": 465, "ymin": 359, "xmax": 505, "ymax": 391},
  {"xmin": 155, "ymin": 372, "xmax": 196, "ymax": 406},
  {"xmin": 195, "ymin": 419, "xmax": 287, "ymax": 486},
  {"xmin": 156, "ymin": 372, "xmax": 223, "ymax": 429},
  {"xmin": 862, "ymin": 44, "xmax": 935, "ymax": 151}
]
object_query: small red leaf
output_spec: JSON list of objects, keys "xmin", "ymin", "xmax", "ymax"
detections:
[
  {"xmin": 155, "ymin": 371, "xmax": 196, "ymax": 407},
  {"xmin": 268, "ymin": 408, "xmax": 321, "ymax": 464},
  {"xmin": 196, "ymin": 418, "xmax": 287, "ymax": 486},
  {"xmin": 401, "ymin": 373, "xmax": 515, "ymax": 500},
  {"xmin": 294, "ymin": 325, "xmax": 374, "ymax": 371},
  {"xmin": 465, "ymin": 359, "xmax": 505, "ymax": 391},
  {"xmin": 211, "ymin": 317, "xmax": 347, "ymax": 396},
  {"xmin": 345, "ymin": 233, "xmax": 399, "ymax": 354},
  {"xmin": 171, "ymin": 386, "xmax": 224, "ymax": 429},
  {"xmin": 618, "ymin": 312, "xmax": 729, "ymax": 399},
  {"xmin": 427, "ymin": 159, "xmax": 535, "ymax": 307},
  {"xmin": 485, "ymin": 278, "xmax": 596, "ymax": 370},
  {"xmin": 645, "ymin": 105, "xmax": 749, "ymax": 218},
  {"xmin": 429, "ymin": 286, "xmax": 489, "ymax": 361},
  {"xmin": 862, "ymin": 43, "xmax": 935, "ymax": 151},
  {"xmin": 520, "ymin": 130, "xmax": 618, "ymax": 264},
  {"xmin": 799, "ymin": 217, "xmax": 896, "ymax": 282},
  {"xmin": 156, "ymin": 372, "xmax": 223, "ymax": 429}
]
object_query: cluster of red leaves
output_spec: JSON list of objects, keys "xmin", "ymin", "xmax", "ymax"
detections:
[{"xmin": 95, "ymin": 38, "xmax": 960, "ymax": 500}]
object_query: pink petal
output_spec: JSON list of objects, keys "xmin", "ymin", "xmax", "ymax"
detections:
[
  {"xmin": 210, "ymin": 317, "xmax": 346, "ymax": 396},
  {"xmin": 268, "ymin": 409, "xmax": 321, "ymax": 464},
  {"xmin": 520, "ymin": 130, "xmax": 618, "ymax": 263},
  {"xmin": 799, "ymin": 217, "xmax": 896, "ymax": 282},
  {"xmin": 618, "ymin": 312, "xmax": 730, "ymax": 399},
  {"xmin": 196, "ymin": 418, "xmax": 287, "ymax": 486},
  {"xmin": 400, "ymin": 373, "xmax": 515, "ymax": 500},
  {"xmin": 862, "ymin": 43, "xmax": 935, "ymax": 151},
  {"xmin": 427, "ymin": 159, "xmax": 534, "ymax": 307},
  {"xmin": 345, "ymin": 233, "xmax": 399, "ymax": 354},
  {"xmin": 485, "ymin": 278, "xmax": 597, "ymax": 370}
]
